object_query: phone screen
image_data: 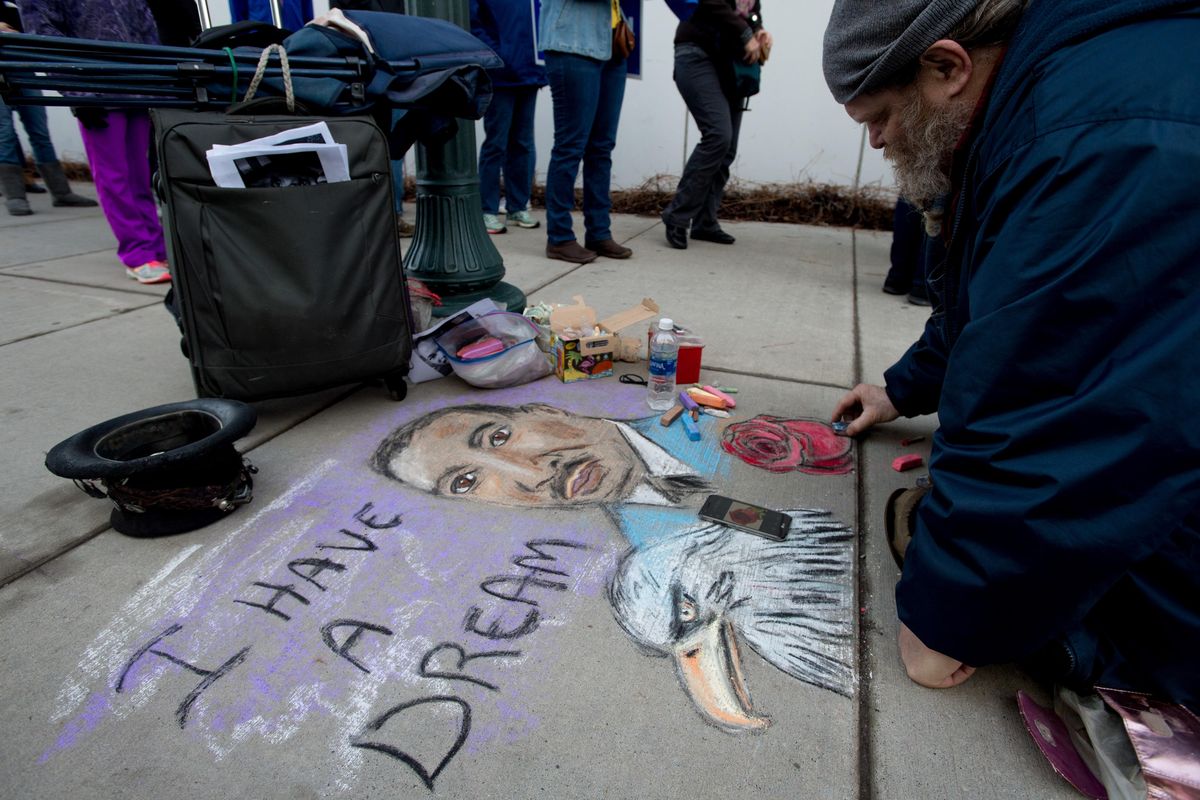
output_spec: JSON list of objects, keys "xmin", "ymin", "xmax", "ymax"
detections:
[{"xmin": 699, "ymin": 495, "xmax": 791, "ymax": 541}]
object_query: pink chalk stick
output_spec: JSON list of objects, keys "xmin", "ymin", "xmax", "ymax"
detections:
[
  {"xmin": 702, "ymin": 385, "xmax": 736, "ymax": 408},
  {"xmin": 892, "ymin": 454, "xmax": 924, "ymax": 472}
]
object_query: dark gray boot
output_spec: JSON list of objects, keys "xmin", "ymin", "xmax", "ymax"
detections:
[
  {"xmin": 37, "ymin": 161, "xmax": 98, "ymax": 208},
  {"xmin": 0, "ymin": 163, "xmax": 32, "ymax": 216}
]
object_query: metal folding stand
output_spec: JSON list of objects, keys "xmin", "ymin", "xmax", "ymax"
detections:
[{"xmin": 0, "ymin": 32, "xmax": 393, "ymax": 110}]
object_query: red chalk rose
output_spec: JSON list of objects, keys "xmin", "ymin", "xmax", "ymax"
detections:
[{"xmin": 721, "ymin": 416, "xmax": 853, "ymax": 475}]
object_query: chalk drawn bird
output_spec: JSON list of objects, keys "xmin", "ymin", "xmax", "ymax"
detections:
[{"xmin": 607, "ymin": 509, "xmax": 855, "ymax": 732}]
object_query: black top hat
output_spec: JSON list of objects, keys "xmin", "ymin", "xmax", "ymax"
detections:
[{"xmin": 45, "ymin": 399, "xmax": 259, "ymax": 537}]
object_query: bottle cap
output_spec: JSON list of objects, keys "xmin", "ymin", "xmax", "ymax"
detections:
[{"xmin": 658, "ymin": 318, "xmax": 674, "ymax": 330}]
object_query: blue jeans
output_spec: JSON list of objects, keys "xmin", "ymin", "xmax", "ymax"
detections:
[
  {"xmin": 0, "ymin": 90, "xmax": 57, "ymax": 166},
  {"xmin": 544, "ymin": 51, "xmax": 626, "ymax": 244},
  {"xmin": 390, "ymin": 109, "xmax": 405, "ymax": 215},
  {"xmin": 479, "ymin": 86, "xmax": 539, "ymax": 215}
]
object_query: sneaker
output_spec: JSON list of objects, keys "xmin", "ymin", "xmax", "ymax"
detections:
[
  {"xmin": 483, "ymin": 213, "xmax": 507, "ymax": 234},
  {"xmin": 126, "ymin": 260, "xmax": 171, "ymax": 284},
  {"xmin": 507, "ymin": 208, "xmax": 540, "ymax": 229},
  {"xmin": 396, "ymin": 216, "xmax": 415, "ymax": 238}
]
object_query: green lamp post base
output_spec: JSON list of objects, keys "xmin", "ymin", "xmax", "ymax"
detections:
[
  {"xmin": 403, "ymin": 0, "xmax": 526, "ymax": 319},
  {"xmin": 430, "ymin": 281, "xmax": 528, "ymax": 318}
]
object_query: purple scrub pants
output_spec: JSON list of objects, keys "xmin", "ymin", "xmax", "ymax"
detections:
[{"xmin": 79, "ymin": 110, "xmax": 166, "ymax": 268}]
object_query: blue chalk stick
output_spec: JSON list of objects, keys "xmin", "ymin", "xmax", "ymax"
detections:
[{"xmin": 680, "ymin": 412, "xmax": 701, "ymax": 441}]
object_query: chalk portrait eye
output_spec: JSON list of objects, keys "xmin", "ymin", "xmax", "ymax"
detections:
[
  {"xmin": 678, "ymin": 599, "xmax": 698, "ymax": 622},
  {"xmin": 451, "ymin": 472, "xmax": 477, "ymax": 494},
  {"xmin": 489, "ymin": 426, "xmax": 510, "ymax": 447}
]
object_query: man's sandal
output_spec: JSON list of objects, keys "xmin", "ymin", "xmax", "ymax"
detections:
[{"xmin": 884, "ymin": 484, "xmax": 930, "ymax": 569}]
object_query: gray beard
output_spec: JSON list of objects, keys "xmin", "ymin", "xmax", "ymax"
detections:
[{"xmin": 885, "ymin": 89, "xmax": 973, "ymax": 216}]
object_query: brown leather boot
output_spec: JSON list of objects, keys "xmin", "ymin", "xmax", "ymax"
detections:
[
  {"xmin": 546, "ymin": 240, "xmax": 597, "ymax": 264},
  {"xmin": 585, "ymin": 238, "xmax": 632, "ymax": 259}
]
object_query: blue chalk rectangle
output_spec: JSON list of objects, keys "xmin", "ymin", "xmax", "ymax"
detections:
[{"xmin": 680, "ymin": 412, "xmax": 701, "ymax": 441}]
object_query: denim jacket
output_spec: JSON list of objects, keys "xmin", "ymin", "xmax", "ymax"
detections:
[{"xmin": 538, "ymin": 0, "xmax": 612, "ymax": 61}]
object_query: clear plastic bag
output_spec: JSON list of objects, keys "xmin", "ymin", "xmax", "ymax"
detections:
[{"xmin": 435, "ymin": 311, "xmax": 553, "ymax": 389}]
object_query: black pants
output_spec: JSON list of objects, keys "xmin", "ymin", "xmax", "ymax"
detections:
[{"xmin": 662, "ymin": 43, "xmax": 743, "ymax": 232}]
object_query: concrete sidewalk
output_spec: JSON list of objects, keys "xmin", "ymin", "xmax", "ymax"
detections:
[{"xmin": 0, "ymin": 188, "xmax": 1074, "ymax": 799}]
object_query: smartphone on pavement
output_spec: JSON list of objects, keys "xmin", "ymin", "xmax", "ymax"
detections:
[{"xmin": 698, "ymin": 494, "xmax": 792, "ymax": 541}]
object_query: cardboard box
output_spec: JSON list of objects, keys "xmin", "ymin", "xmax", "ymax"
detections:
[{"xmin": 549, "ymin": 296, "xmax": 660, "ymax": 382}]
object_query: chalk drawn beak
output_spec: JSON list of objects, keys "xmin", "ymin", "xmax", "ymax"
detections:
[{"xmin": 672, "ymin": 617, "xmax": 770, "ymax": 733}]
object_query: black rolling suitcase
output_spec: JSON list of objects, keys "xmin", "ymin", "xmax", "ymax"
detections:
[{"xmin": 152, "ymin": 107, "xmax": 411, "ymax": 401}]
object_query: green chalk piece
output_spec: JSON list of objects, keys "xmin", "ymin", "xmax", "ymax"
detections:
[{"xmin": 717, "ymin": 386, "xmax": 738, "ymax": 393}]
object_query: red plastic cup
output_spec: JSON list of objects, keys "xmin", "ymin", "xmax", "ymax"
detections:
[{"xmin": 677, "ymin": 345, "xmax": 703, "ymax": 385}]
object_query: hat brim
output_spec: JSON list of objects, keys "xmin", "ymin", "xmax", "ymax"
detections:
[{"xmin": 45, "ymin": 399, "xmax": 257, "ymax": 481}]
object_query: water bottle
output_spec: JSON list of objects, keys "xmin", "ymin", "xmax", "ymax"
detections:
[{"xmin": 647, "ymin": 318, "xmax": 679, "ymax": 411}]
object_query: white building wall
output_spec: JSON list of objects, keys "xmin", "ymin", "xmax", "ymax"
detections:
[{"xmin": 29, "ymin": 0, "xmax": 892, "ymax": 192}]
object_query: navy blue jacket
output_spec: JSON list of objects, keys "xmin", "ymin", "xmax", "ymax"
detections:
[
  {"xmin": 470, "ymin": 0, "xmax": 547, "ymax": 89},
  {"xmin": 887, "ymin": 0, "xmax": 1200, "ymax": 707}
]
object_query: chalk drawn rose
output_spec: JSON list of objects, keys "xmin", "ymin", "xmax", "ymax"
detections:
[{"xmin": 721, "ymin": 415, "xmax": 853, "ymax": 475}]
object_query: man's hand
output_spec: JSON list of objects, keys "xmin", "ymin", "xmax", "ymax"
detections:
[
  {"xmin": 898, "ymin": 623, "xmax": 976, "ymax": 688},
  {"xmin": 0, "ymin": 22, "xmax": 17, "ymax": 33},
  {"xmin": 831, "ymin": 383, "xmax": 899, "ymax": 436},
  {"xmin": 743, "ymin": 35, "xmax": 762, "ymax": 64}
]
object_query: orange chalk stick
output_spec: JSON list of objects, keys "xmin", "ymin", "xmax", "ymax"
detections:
[{"xmin": 686, "ymin": 387, "xmax": 727, "ymax": 409}]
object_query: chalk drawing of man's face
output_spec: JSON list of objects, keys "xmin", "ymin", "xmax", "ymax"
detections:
[{"xmin": 373, "ymin": 403, "xmax": 648, "ymax": 507}]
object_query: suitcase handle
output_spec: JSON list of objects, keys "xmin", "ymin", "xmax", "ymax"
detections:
[{"xmin": 226, "ymin": 96, "xmax": 313, "ymax": 116}]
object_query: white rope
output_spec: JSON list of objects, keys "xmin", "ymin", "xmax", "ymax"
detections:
[{"xmin": 243, "ymin": 44, "xmax": 294, "ymax": 112}]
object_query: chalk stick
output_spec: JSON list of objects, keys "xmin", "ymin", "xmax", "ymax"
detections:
[
  {"xmin": 900, "ymin": 435, "xmax": 926, "ymax": 446},
  {"xmin": 680, "ymin": 411, "xmax": 702, "ymax": 441},
  {"xmin": 702, "ymin": 408, "xmax": 731, "ymax": 418},
  {"xmin": 678, "ymin": 391, "xmax": 700, "ymax": 411},
  {"xmin": 716, "ymin": 386, "xmax": 738, "ymax": 394},
  {"xmin": 892, "ymin": 454, "xmax": 924, "ymax": 472},
  {"xmin": 686, "ymin": 388, "xmax": 727, "ymax": 409},
  {"xmin": 702, "ymin": 385, "xmax": 737, "ymax": 408},
  {"xmin": 691, "ymin": 409, "xmax": 699, "ymax": 421},
  {"xmin": 660, "ymin": 404, "xmax": 684, "ymax": 427}
]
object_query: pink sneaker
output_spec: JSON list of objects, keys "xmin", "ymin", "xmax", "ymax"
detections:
[{"xmin": 126, "ymin": 260, "xmax": 171, "ymax": 284}]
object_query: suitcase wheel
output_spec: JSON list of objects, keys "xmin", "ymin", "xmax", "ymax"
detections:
[{"xmin": 384, "ymin": 371, "xmax": 407, "ymax": 402}]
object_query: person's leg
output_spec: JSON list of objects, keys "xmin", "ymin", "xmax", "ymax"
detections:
[
  {"xmin": 15, "ymin": 93, "xmax": 96, "ymax": 207},
  {"xmin": 545, "ymin": 51, "xmax": 602, "ymax": 246},
  {"xmin": 14, "ymin": 95, "xmax": 56, "ymax": 164},
  {"xmin": 580, "ymin": 53, "xmax": 627, "ymax": 246},
  {"xmin": 390, "ymin": 157, "xmax": 405, "ymax": 213},
  {"xmin": 81, "ymin": 111, "xmax": 166, "ymax": 269},
  {"xmin": 0, "ymin": 97, "xmax": 19, "ymax": 168},
  {"xmin": 121, "ymin": 112, "xmax": 167, "ymax": 263},
  {"xmin": 692, "ymin": 96, "xmax": 742, "ymax": 238},
  {"xmin": 0, "ymin": 97, "xmax": 31, "ymax": 214},
  {"xmin": 885, "ymin": 199, "xmax": 922, "ymax": 295},
  {"xmin": 387, "ymin": 108, "xmax": 413, "ymax": 235},
  {"xmin": 503, "ymin": 85, "xmax": 538, "ymax": 215},
  {"xmin": 478, "ymin": 87, "xmax": 515, "ymax": 217},
  {"xmin": 662, "ymin": 46, "xmax": 734, "ymax": 232}
]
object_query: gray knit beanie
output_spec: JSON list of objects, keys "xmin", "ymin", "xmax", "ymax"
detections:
[{"xmin": 823, "ymin": 0, "xmax": 982, "ymax": 104}]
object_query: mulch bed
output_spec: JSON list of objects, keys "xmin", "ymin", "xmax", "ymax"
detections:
[{"xmin": 55, "ymin": 161, "xmax": 894, "ymax": 231}]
